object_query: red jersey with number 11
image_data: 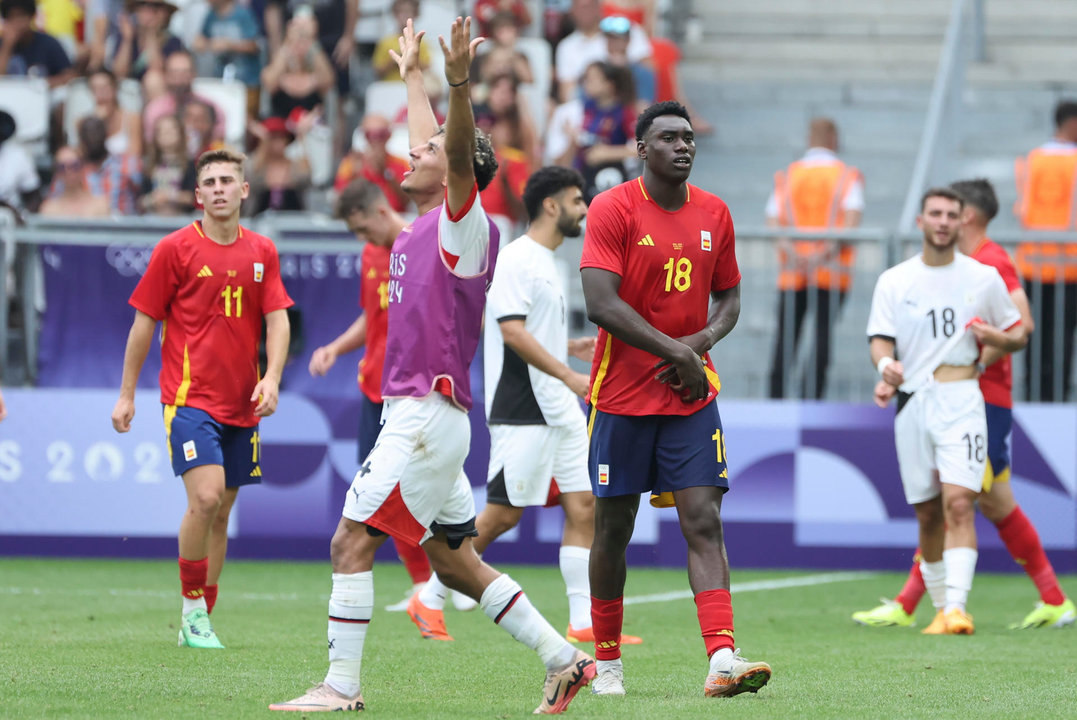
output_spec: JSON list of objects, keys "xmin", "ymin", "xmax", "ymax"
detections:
[
  {"xmin": 130, "ymin": 221, "xmax": 293, "ymax": 427},
  {"xmin": 581, "ymin": 178, "xmax": 741, "ymax": 416}
]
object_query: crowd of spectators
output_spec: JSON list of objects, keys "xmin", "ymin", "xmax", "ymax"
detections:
[{"xmin": 0, "ymin": 0, "xmax": 705, "ymax": 231}]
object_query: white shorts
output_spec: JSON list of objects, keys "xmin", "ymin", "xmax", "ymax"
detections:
[
  {"xmin": 894, "ymin": 379, "xmax": 986, "ymax": 505},
  {"xmin": 487, "ymin": 416, "xmax": 591, "ymax": 507},
  {"xmin": 342, "ymin": 394, "xmax": 476, "ymax": 546}
]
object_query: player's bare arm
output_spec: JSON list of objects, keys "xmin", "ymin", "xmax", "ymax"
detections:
[
  {"xmin": 440, "ymin": 16, "xmax": 484, "ymax": 212},
  {"xmin": 309, "ymin": 314, "xmax": 368, "ymax": 376},
  {"xmin": 869, "ymin": 336, "xmax": 905, "ymax": 388},
  {"xmin": 390, "ymin": 18, "xmax": 438, "ymax": 148},
  {"xmin": 980, "ymin": 286, "xmax": 1034, "ymax": 369},
  {"xmin": 499, "ymin": 319, "xmax": 590, "ymax": 398},
  {"xmin": 655, "ymin": 285, "xmax": 741, "ymax": 384},
  {"xmin": 111, "ymin": 310, "xmax": 157, "ymax": 433},
  {"xmin": 969, "ymin": 320, "xmax": 1027, "ymax": 353},
  {"xmin": 253, "ymin": 308, "xmax": 290, "ymax": 417},
  {"xmin": 582, "ymin": 266, "xmax": 709, "ymax": 401}
]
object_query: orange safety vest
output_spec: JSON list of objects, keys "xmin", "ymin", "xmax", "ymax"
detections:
[
  {"xmin": 1014, "ymin": 147, "xmax": 1077, "ymax": 283},
  {"xmin": 773, "ymin": 160, "xmax": 861, "ymax": 291}
]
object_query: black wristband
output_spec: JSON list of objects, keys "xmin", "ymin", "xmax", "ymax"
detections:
[{"xmin": 448, "ymin": 78, "xmax": 469, "ymax": 87}]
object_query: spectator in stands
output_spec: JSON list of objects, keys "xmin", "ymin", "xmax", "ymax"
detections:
[
  {"xmin": 474, "ymin": 73, "xmax": 534, "ymax": 236},
  {"xmin": 37, "ymin": 0, "xmax": 84, "ymax": 64},
  {"xmin": 554, "ymin": 0, "xmax": 649, "ymax": 103},
  {"xmin": 554, "ymin": 61, "xmax": 636, "ymax": 201},
  {"xmin": 0, "ymin": 109, "xmax": 42, "ymax": 215},
  {"xmin": 247, "ymin": 113, "xmax": 311, "ymax": 214},
  {"xmin": 473, "ymin": 0, "xmax": 531, "ymax": 38},
  {"xmin": 0, "ymin": 0, "xmax": 74, "ymax": 87},
  {"xmin": 143, "ymin": 50, "xmax": 226, "ymax": 152},
  {"xmin": 373, "ymin": 0, "xmax": 429, "ymax": 83},
  {"xmin": 39, "ymin": 144, "xmax": 110, "ymax": 216},
  {"xmin": 55, "ymin": 114, "xmax": 142, "ymax": 214},
  {"xmin": 474, "ymin": 11, "xmax": 532, "ymax": 85},
  {"xmin": 1013, "ymin": 100, "xmax": 1077, "ymax": 402},
  {"xmin": 262, "ymin": 11, "xmax": 334, "ymax": 120},
  {"xmin": 192, "ymin": 0, "xmax": 263, "ymax": 120},
  {"xmin": 140, "ymin": 113, "xmax": 195, "ymax": 215},
  {"xmin": 600, "ymin": 0, "xmax": 654, "ymax": 36},
  {"xmin": 86, "ymin": 67, "xmax": 142, "ymax": 159},
  {"xmin": 333, "ymin": 112, "xmax": 409, "ymax": 211},
  {"xmin": 600, "ymin": 14, "xmax": 653, "ymax": 112},
  {"xmin": 183, "ymin": 99, "xmax": 224, "ymax": 160},
  {"xmin": 765, "ymin": 117, "xmax": 863, "ymax": 400},
  {"xmin": 265, "ymin": 0, "xmax": 356, "ymax": 100},
  {"xmin": 110, "ymin": 0, "xmax": 184, "ymax": 86}
]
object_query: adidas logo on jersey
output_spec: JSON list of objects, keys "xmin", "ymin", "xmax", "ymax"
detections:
[
  {"xmin": 197, "ymin": 265, "xmax": 213, "ymax": 278},
  {"xmin": 249, "ymin": 466, "xmax": 262, "ymax": 478},
  {"xmin": 637, "ymin": 234, "xmax": 655, "ymax": 246}
]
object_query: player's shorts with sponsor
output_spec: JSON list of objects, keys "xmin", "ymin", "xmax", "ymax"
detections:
[
  {"xmin": 342, "ymin": 393, "xmax": 476, "ymax": 547},
  {"xmin": 894, "ymin": 379, "xmax": 986, "ymax": 504},
  {"xmin": 982, "ymin": 401, "xmax": 1012, "ymax": 491},
  {"xmin": 164, "ymin": 405, "xmax": 261, "ymax": 487},
  {"xmin": 357, "ymin": 393, "xmax": 385, "ymax": 463},
  {"xmin": 588, "ymin": 399, "xmax": 729, "ymax": 507},
  {"xmin": 487, "ymin": 414, "xmax": 590, "ymax": 508}
]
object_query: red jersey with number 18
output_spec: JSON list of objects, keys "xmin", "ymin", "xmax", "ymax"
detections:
[
  {"xmin": 580, "ymin": 178, "xmax": 741, "ymax": 416},
  {"xmin": 129, "ymin": 221, "xmax": 294, "ymax": 427},
  {"xmin": 358, "ymin": 242, "xmax": 391, "ymax": 403}
]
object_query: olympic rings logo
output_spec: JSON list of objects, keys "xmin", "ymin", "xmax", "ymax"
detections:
[{"xmin": 105, "ymin": 245, "xmax": 155, "ymax": 277}]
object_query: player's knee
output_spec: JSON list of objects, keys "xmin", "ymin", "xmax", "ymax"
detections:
[
  {"xmin": 188, "ymin": 489, "xmax": 224, "ymax": 517},
  {"xmin": 944, "ymin": 494, "xmax": 976, "ymax": 524}
]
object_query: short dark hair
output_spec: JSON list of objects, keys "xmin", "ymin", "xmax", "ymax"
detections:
[
  {"xmin": 336, "ymin": 179, "xmax": 386, "ymax": 218},
  {"xmin": 1055, "ymin": 101, "xmax": 1077, "ymax": 129},
  {"xmin": 635, "ymin": 101, "xmax": 691, "ymax": 142},
  {"xmin": 920, "ymin": 186, "xmax": 964, "ymax": 212},
  {"xmin": 0, "ymin": 0, "xmax": 36, "ymax": 19},
  {"xmin": 949, "ymin": 178, "xmax": 998, "ymax": 222},
  {"xmin": 522, "ymin": 166, "xmax": 585, "ymax": 221},
  {"xmin": 196, "ymin": 148, "xmax": 246, "ymax": 181},
  {"xmin": 467, "ymin": 127, "xmax": 499, "ymax": 192}
]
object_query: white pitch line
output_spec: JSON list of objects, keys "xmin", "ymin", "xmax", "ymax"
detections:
[
  {"xmin": 0, "ymin": 571, "xmax": 876, "ymax": 605},
  {"xmin": 623, "ymin": 571, "xmax": 878, "ymax": 605}
]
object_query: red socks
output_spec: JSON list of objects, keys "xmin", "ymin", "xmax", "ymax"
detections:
[
  {"xmin": 695, "ymin": 589, "xmax": 735, "ymax": 657},
  {"xmin": 204, "ymin": 584, "xmax": 219, "ymax": 614},
  {"xmin": 179, "ymin": 557, "xmax": 208, "ymax": 601},
  {"xmin": 996, "ymin": 507, "xmax": 1065, "ymax": 606},
  {"xmin": 393, "ymin": 537, "xmax": 432, "ymax": 584},
  {"xmin": 590, "ymin": 596, "xmax": 623, "ymax": 660},
  {"xmin": 895, "ymin": 555, "xmax": 926, "ymax": 615}
]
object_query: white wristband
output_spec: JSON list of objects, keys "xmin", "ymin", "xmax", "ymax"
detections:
[{"xmin": 876, "ymin": 356, "xmax": 895, "ymax": 376}]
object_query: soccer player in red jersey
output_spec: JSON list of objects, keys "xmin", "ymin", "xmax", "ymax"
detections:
[
  {"xmin": 308, "ymin": 179, "xmax": 432, "ymax": 610},
  {"xmin": 855, "ymin": 179, "xmax": 1074, "ymax": 631},
  {"xmin": 111, "ymin": 148, "xmax": 294, "ymax": 649},
  {"xmin": 580, "ymin": 100, "xmax": 771, "ymax": 698}
]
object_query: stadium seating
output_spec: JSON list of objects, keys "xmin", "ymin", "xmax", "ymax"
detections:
[{"xmin": 0, "ymin": 76, "xmax": 51, "ymax": 163}]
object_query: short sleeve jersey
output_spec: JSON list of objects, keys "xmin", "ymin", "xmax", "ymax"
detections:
[
  {"xmin": 358, "ymin": 241, "xmax": 391, "ymax": 403},
  {"xmin": 484, "ymin": 235, "xmax": 580, "ymax": 427},
  {"xmin": 129, "ymin": 222, "xmax": 294, "ymax": 426},
  {"xmin": 866, "ymin": 253, "xmax": 1021, "ymax": 392},
  {"xmin": 970, "ymin": 238, "xmax": 1022, "ymax": 408},
  {"xmin": 581, "ymin": 178, "xmax": 741, "ymax": 416}
]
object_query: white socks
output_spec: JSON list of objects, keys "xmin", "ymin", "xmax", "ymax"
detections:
[
  {"xmin": 480, "ymin": 573, "xmax": 575, "ymax": 670},
  {"xmin": 943, "ymin": 547, "xmax": 978, "ymax": 613},
  {"xmin": 418, "ymin": 572, "xmax": 449, "ymax": 610},
  {"xmin": 920, "ymin": 559, "xmax": 947, "ymax": 610},
  {"xmin": 559, "ymin": 545, "xmax": 591, "ymax": 630},
  {"xmin": 708, "ymin": 647, "xmax": 734, "ymax": 674},
  {"xmin": 324, "ymin": 572, "xmax": 373, "ymax": 699},
  {"xmin": 181, "ymin": 596, "xmax": 207, "ymax": 615}
]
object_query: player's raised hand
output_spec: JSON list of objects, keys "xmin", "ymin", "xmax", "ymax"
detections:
[
  {"xmin": 388, "ymin": 17, "xmax": 426, "ymax": 78},
  {"xmin": 111, "ymin": 395, "xmax": 135, "ymax": 433},
  {"xmin": 438, "ymin": 16, "xmax": 483, "ymax": 86},
  {"xmin": 252, "ymin": 377, "xmax": 280, "ymax": 417}
]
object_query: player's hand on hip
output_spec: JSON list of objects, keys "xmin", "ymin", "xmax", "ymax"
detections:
[
  {"xmin": 111, "ymin": 396, "xmax": 135, "ymax": 433},
  {"xmin": 388, "ymin": 18, "xmax": 426, "ymax": 77},
  {"xmin": 308, "ymin": 346, "xmax": 336, "ymax": 376},
  {"xmin": 252, "ymin": 378, "xmax": 280, "ymax": 417},
  {"xmin": 873, "ymin": 380, "xmax": 896, "ymax": 408},
  {"xmin": 438, "ymin": 16, "xmax": 483, "ymax": 84}
]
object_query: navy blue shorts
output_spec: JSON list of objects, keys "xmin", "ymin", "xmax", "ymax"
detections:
[
  {"xmin": 358, "ymin": 394, "xmax": 385, "ymax": 463},
  {"xmin": 164, "ymin": 405, "xmax": 261, "ymax": 487},
  {"xmin": 984, "ymin": 402, "xmax": 1012, "ymax": 484},
  {"xmin": 588, "ymin": 401, "xmax": 729, "ymax": 506}
]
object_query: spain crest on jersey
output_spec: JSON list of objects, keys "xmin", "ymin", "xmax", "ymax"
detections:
[{"xmin": 701, "ymin": 230, "xmax": 712, "ymax": 252}]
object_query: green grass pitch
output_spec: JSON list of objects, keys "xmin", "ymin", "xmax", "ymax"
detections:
[{"xmin": 1, "ymin": 558, "xmax": 1074, "ymax": 719}]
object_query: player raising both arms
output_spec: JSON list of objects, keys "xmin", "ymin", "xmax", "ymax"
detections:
[
  {"xmin": 855, "ymin": 179, "xmax": 1074, "ymax": 630},
  {"xmin": 581, "ymin": 100, "xmax": 771, "ymax": 698},
  {"xmin": 867, "ymin": 187, "xmax": 1026, "ymax": 635},
  {"xmin": 111, "ymin": 148, "xmax": 294, "ymax": 649},
  {"xmin": 271, "ymin": 18, "xmax": 594, "ymax": 714}
]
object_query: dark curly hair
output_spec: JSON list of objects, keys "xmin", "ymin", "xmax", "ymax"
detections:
[
  {"xmin": 635, "ymin": 101, "xmax": 691, "ymax": 141},
  {"xmin": 522, "ymin": 166, "xmax": 584, "ymax": 221},
  {"xmin": 438, "ymin": 125, "xmax": 499, "ymax": 192}
]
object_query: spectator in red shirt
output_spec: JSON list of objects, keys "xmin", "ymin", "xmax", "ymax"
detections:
[{"xmin": 333, "ymin": 112, "xmax": 409, "ymax": 211}]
